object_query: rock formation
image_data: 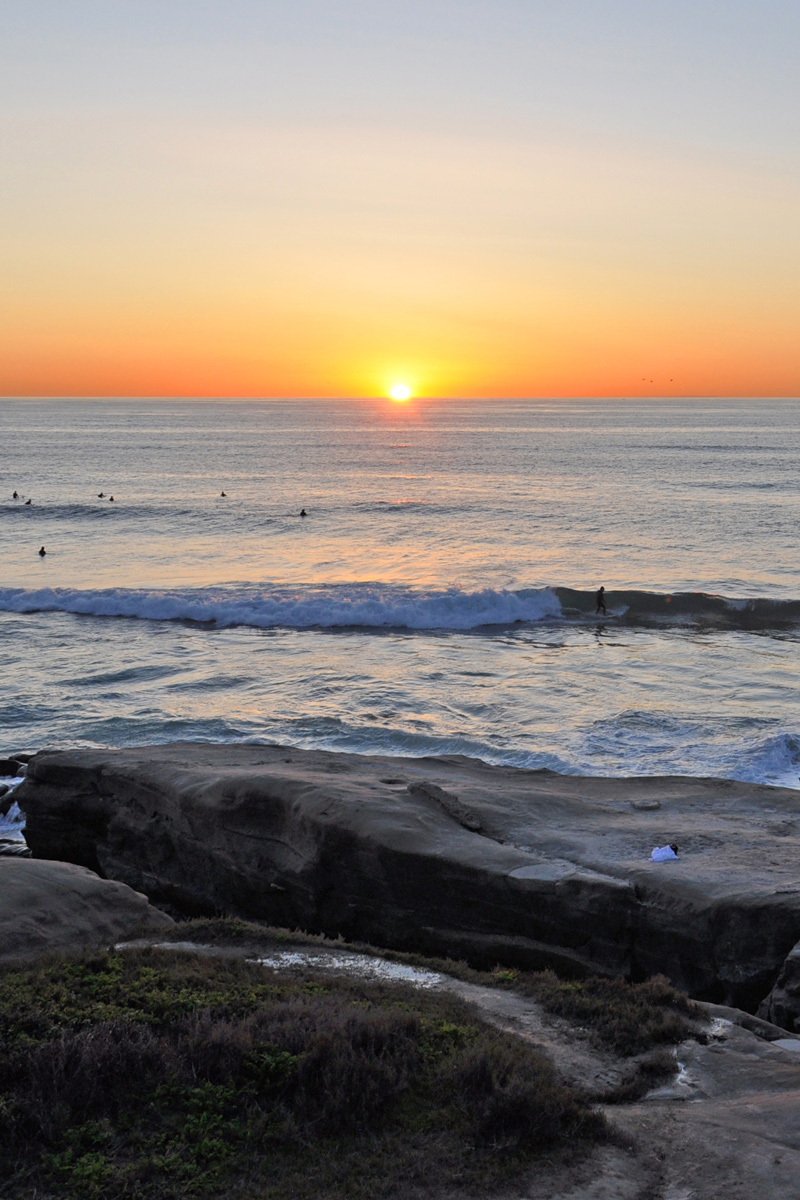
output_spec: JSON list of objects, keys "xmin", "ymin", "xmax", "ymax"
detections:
[
  {"xmin": 759, "ymin": 940, "xmax": 800, "ymax": 1032},
  {"xmin": 0, "ymin": 858, "xmax": 173, "ymax": 962},
  {"xmin": 17, "ymin": 743, "xmax": 800, "ymax": 1017}
]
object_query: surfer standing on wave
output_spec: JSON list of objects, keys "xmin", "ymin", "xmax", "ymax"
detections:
[{"xmin": 595, "ymin": 586, "xmax": 607, "ymax": 615}]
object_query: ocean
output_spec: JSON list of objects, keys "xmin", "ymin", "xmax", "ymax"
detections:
[{"xmin": 2, "ymin": 396, "xmax": 800, "ymax": 824}]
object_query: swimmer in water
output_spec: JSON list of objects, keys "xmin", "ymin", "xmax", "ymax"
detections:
[
  {"xmin": 300, "ymin": 508, "xmax": 307, "ymax": 517},
  {"xmin": 220, "ymin": 491, "xmax": 226, "ymax": 497},
  {"xmin": 38, "ymin": 546, "xmax": 46, "ymax": 557},
  {"xmin": 109, "ymin": 495, "xmax": 114, "ymax": 502}
]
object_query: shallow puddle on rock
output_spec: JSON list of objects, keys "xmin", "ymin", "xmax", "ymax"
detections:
[
  {"xmin": 773, "ymin": 1038, "xmax": 800, "ymax": 1054},
  {"xmin": 643, "ymin": 1050, "xmax": 696, "ymax": 1101},
  {"xmin": 116, "ymin": 940, "xmax": 448, "ymax": 988},
  {"xmin": 253, "ymin": 949, "xmax": 445, "ymax": 988},
  {"xmin": 116, "ymin": 940, "xmax": 227, "ymax": 955}
]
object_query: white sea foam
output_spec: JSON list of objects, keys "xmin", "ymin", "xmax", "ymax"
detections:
[
  {"xmin": 733, "ymin": 732, "xmax": 800, "ymax": 788},
  {"xmin": 578, "ymin": 716, "xmax": 800, "ymax": 791},
  {"xmin": 0, "ymin": 799, "xmax": 26, "ymax": 841},
  {"xmin": 0, "ymin": 584, "xmax": 563, "ymax": 632}
]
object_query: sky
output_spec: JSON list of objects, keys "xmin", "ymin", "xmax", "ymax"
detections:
[{"xmin": 1, "ymin": 0, "xmax": 798, "ymax": 398}]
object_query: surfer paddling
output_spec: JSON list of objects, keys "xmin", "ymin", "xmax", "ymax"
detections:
[{"xmin": 595, "ymin": 586, "xmax": 607, "ymax": 615}]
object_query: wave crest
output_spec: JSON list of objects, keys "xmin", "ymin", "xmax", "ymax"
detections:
[
  {"xmin": 0, "ymin": 584, "xmax": 561, "ymax": 631},
  {"xmin": 1, "ymin": 584, "xmax": 799, "ymax": 633}
]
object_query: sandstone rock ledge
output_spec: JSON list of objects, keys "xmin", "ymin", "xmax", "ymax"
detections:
[{"xmin": 17, "ymin": 743, "xmax": 800, "ymax": 1016}]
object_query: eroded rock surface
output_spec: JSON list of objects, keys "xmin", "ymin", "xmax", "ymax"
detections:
[
  {"xmin": 759, "ymin": 940, "xmax": 800, "ymax": 1033},
  {"xmin": 0, "ymin": 858, "xmax": 174, "ymax": 962},
  {"xmin": 602, "ymin": 1022, "xmax": 800, "ymax": 1200},
  {"xmin": 17, "ymin": 743, "xmax": 800, "ymax": 1014}
]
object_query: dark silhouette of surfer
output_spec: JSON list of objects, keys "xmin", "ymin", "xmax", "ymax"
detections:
[
  {"xmin": 12, "ymin": 491, "xmax": 18, "ymax": 500},
  {"xmin": 24, "ymin": 498, "xmax": 32, "ymax": 506},
  {"xmin": 300, "ymin": 508, "xmax": 307, "ymax": 517},
  {"xmin": 38, "ymin": 546, "xmax": 46, "ymax": 557},
  {"xmin": 595, "ymin": 586, "xmax": 607, "ymax": 615},
  {"xmin": 97, "ymin": 492, "xmax": 105, "ymax": 498},
  {"xmin": 220, "ymin": 491, "xmax": 226, "ymax": 497}
]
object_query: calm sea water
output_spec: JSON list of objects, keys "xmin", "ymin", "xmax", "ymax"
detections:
[{"xmin": 2, "ymin": 397, "xmax": 800, "ymax": 807}]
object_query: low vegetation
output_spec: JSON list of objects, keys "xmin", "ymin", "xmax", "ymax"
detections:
[
  {"xmin": 510, "ymin": 969, "xmax": 697, "ymax": 1055},
  {"xmin": 0, "ymin": 948, "xmax": 607, "ymax": 1200},
  {"xmin": 157, "ymin": 917, "xmax": 700, "ymax": 1054}
]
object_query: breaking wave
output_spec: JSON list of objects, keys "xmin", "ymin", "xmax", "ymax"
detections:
[
  {"xmin": 0, "ymin": 584, "xmax": 799, "ymax": 633},
  {"xmin": 0, "ymin": 584, "xmax": 560, "ymax": 631},
  {"xmin": 0, "ymin": 583, "xmax": 796, "ymax": 638}
]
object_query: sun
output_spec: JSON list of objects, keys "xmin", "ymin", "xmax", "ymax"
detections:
[{"xmin": 389, "ymin": 383, "xmax": 412, "ymax": 401}]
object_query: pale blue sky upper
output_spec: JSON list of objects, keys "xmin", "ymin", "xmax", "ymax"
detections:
[{"xmin": 2, "ymin": 0, "xmax": 798, "ymax": 157}]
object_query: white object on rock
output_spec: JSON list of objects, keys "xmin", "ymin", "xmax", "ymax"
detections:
[{"xmin": 651, "ymin": 844, "xmax": 679, "ymax": 861}]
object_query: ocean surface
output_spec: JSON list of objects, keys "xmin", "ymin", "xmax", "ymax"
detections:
[{"xmin": 2, "ymin": 397, "xmax": 800, "ymax": 810}]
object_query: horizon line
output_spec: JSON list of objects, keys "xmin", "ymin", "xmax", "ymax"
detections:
[{"xmin": 2, "ymin": 393, "xmax": 799, "ymax": 402}]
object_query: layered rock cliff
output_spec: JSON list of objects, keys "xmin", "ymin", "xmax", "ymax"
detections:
[{"xmin": 17, "ymin": 743, "xmax": 800, "ymax": 1014}]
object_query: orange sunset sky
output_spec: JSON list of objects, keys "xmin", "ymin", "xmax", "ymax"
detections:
[{"xmin": 2, "ymin": 1, "xmax": 799, "ymax": 399}]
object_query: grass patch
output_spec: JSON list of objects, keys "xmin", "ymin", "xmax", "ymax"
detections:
[{"xmin": 0, "ymin": 949, "xmax": 606, "ymax": 1199}]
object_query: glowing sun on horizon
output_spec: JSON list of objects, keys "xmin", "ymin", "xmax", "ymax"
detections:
[{"xmin": 389, "ymin": 383, "xmax": 412, "ymax": 401}]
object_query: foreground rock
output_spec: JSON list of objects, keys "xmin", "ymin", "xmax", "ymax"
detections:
[
  {"xmin": 17, "ymin": 743, "xmax": 800, "ymax": 1015},
  {"xmin": 594, "ymin": 1021, "xmax": 800, "ymax": 1200},
  {"xmin": 0, "ymin": 858, "xmax": 173, "ymax": 962}
]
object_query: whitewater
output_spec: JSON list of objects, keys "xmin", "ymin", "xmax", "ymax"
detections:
[{"xmin": 2, "ymin": 396, "xmax": 800, "ymax": 792}]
